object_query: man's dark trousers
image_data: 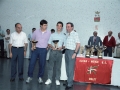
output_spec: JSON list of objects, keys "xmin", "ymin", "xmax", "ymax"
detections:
[
  {"xmin": 11, "ymin": 47, "xmax": 24, "ymax": 79},
  {"xmin": 0, "ymin": 39, "xmax": 4, "ymax": 57}
]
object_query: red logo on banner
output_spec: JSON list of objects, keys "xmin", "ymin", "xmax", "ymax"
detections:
[{"xmin": 74, "ymin": 57, "xmax": 113, "ymax": 84}]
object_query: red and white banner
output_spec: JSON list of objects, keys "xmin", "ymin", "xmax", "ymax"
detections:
[{"xmin": 74, "ymin": 57, "xmax": 113, "ymax": 84}]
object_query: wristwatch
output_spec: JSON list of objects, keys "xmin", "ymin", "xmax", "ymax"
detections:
[{"xmin": 74, "ymin": 52, "xmax": 77, "ymax": 54}]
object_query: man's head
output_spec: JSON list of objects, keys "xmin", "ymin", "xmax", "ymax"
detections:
[
  {"xmin": 40, "ymin": 19, "xmax": 48, "ymax": 30},
  {"xmin": 118, "ymin": 32, "xmax": 120, "ymax": 38},
  {"xmin": 32, "ymin": 28, "xmax": 36, "ymax": 33},
  {"xmin": 66, "ymin": 22, "xmax": 74, "ymax": 33},
  {"xmin": 6, "ymin": 29, "xmax": 10, "ymax": 34},
  {"xmin": 56, "ymin": 21, "xmax": 63, "ymax": 32},
  {"xmin": 93, "ymin": 31, "xmax": 97, "ymax": 37},
  {"xmin": 15, "ymin": 23, "xmax": 22, "ymax": 33},
  {"xmin": 51, "ymin": 29, "xmax": 55, "ymax": 34},
  {"xmin": 108, "ymin": 31, "xmax": 112, "ymax": 36}
]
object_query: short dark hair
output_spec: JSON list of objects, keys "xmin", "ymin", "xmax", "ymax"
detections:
[
  {"xmin": 56, "ymin": 21, "xmax": 63, "ymax": 27},
  {"xmin": 40, "ymin": 19, "xmax": 47, "ymax": 25},
  {"xmin": 51, "ymin": 29, "xmax": 55, "ymax": 32},
  {"xmin": 15, "ymin": 23, "xmax": 21, "ymax": 27},
  {"xmin": 6, "ymin": 29, "xmax": 10, "ymax": 31},
  {"xmin": 66, "ymin": 22, "xmax": 74, "ymax": 27},
  {"xmin": 32, "ymin": 28, "xmax": 36, "ymax": 30}
]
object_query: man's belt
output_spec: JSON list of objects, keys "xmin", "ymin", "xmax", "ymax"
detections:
[{"xmin": 12, "ymin": 46, "xmax": 24, "ymax": 48}]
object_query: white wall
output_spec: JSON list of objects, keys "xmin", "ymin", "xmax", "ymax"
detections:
[{"xmin": 0, "ymin": 0, "xmax": 120, "ymax": 57}]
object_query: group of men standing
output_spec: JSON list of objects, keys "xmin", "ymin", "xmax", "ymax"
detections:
[
  {"xmin": 0, "ymin": 19, "xmax": 120, "ymax": 90},
  {"xmin": 8, "ymin": 20, "xmax": 80, "ymax": 90}
]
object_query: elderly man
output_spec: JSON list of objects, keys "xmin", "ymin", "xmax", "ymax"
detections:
[
  {"xmin": 9, "ymin": 23, "xmax": 28, "ymax": 82},
  {"xmin": 103, "ymin": 31, "xmax": 116, "ymax": 57},
  {"xmin": 116, "ymin": 32, "xmax": 120, "ymax": 57},
  {"xmin": 0, "ymin": 25, "xmax": 5, "ymax": 58},
  {"xmin": 65, "ymin": 22, "xmax": 80, "ymax": 89},
  {"xmin": 88, "ymin": 31, "xmax": 102, "ymax": 56}
]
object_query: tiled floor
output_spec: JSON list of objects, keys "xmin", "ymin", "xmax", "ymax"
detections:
[{"xmin": 0, "ymin": 58, "xmax": 119, "ymax": 90}]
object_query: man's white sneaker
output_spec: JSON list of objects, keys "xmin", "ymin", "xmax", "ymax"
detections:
[
  {"xmin": 38, "ymin": 77, "xmax": 43, "ymax": 83},
  {"xmin": 26, "ymin": 77, "xmax": 32, "ymax": 83},
  {"xmin": 56, "ymin": 80, "xmax": 60, "ymax": 85},
  {"xmin": 45, "ymin": 79, "xmax": 52, "ymax": 85}
]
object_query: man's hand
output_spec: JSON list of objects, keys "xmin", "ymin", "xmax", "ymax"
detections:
[
  {"xmin": 31, "ymin": 47, "xmax": 34, "ymax": 51},
  {"xmin": 52, "ymin": 47, "xmax": 56, "ymax": 50},
  {"xmin": 57, "ymin": 47, "xmax": 62, "ymax": 50},
  {"xmin": 72, "ymin": 53, "xmax": 76, "ymax": 59},
  {"xmin": 10, "ymin": 52, "xmax": 12, "ymax": 58}
]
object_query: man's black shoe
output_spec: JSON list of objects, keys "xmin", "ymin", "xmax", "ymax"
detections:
[
  {"xmin": 65, "ymin": 86, "xmax": 73, "ymax": 90},
  {"xmin": 10, "ymin": 78, "xmax": 15, "ymax": 82},
  {"xmin": 19, "ymin": 78, "xmax": 24, "ymax": 81}
]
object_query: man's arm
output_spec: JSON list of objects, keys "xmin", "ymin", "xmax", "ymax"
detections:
[
  {"xmin": 28, "ymin": 34, "xmax": 31, "ymax": 41},
  {"xmin": 9, "ymin": 44, "xmax": 12, "ymax": 54},
  {"xmin": 116, "ymin": 41, "xmax": 120, "ymax": 46},
  {"xmin": 24, "ymin": 43, "xmax": 28, "ymax": 51},
  {"xmin": 113, "ymin": 37, "xmax": 116, "ymax": 48},
  {"xmin": 0, "ymin": 30, "xmax": 5, "ymax": 37},
  {"xmin": 48, "ymin": 35, "xmax": 55, "ymax": 49},
  {"xmin": 0, "ymin": 33, "xmax": 5, "ymax": 37},
  {"xmin": 88, "ymin": 37, "xmax": 91, "ymax": 45},
  {"xmin": 103, "ymin": 36, "xmax": 106, "ymax": 46},
  {"xmin": 5, "ymin": 35, "xmax": 8, "ymax": 40},
  {"xmin": 75, "ymin": 43, "xmax": 80, "ymax": 53},
  {"xmin": 24, "ymin": 34, "xmax": 28, "ymax": 51},
  {"xmin": 9, "ymin": 34, "xmax": 12, "ymax": 58},
  {"xmin": 72, "ymin": 33, "xmax": 80, "ymax": 59},
  {"xmin": 99, "ymin": 37, "xmax": 102, "ymax": 46},
  {"xmin": 9, "ymin": 44, "xmax": 12, "ymax": 58}
]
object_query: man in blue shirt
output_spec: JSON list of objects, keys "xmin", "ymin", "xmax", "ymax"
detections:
[
  {"xmin": 0, "ymin": 25, "xmax": 5, "ymax": 58},
  {"xmin": 45, "ymin": 21, "xmax": 66, "ymax": 85}
]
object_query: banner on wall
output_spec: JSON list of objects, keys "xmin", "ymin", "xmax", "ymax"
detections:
[{"xmin": 74, "ymin": 57, "xmax": 113, "ymax": 84}]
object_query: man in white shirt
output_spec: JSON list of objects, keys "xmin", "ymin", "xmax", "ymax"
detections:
[
  {"xmin": 28, "ymin": 28, "xmax": 36, "ymax": 59},
  {"xmin": 65, "ymin": 22, "xmax": 80, "ymax": 90},
  {"xmin": 116, "ymin": 32, "xmax": 120, "ymax": 57},
  {"xmin": 5, "ymin": 29, "xmax": 11, "ymax": 59},
  {"xmin": 9, "ymin": 23, "xmax": 28, "ymax": 82}
]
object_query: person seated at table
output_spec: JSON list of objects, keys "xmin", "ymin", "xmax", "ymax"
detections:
[
  {"xmin": 88, "ymin": 31, "xmax": 102, "ymax": 56},
  {"xmin": 103, "ymin": 31, "xmax": 116, "ymax": 57},
  {"xmin": 116, "ymin": 32, "xmax": 120, "ymax": 57}
]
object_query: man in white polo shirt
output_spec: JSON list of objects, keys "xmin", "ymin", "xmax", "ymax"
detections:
[
  {"xmin": 9, "ymin": 23, "xmax": 28, "ymax": 82},
  {"xmin": 65, "ymin": 22, "xmax": 80, "ymax": 90}
]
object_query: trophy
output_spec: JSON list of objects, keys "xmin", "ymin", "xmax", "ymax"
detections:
[
  {"xmin": 80, "ymin": 46, "xmax": 84, "ymax": 56},
  {"xmin": 95, "ymin": 46, "xmax": 106, "ymax": 59},
  {"xmin": 85, "ymin": 45, "xmax": 91, "ymax": 58},
  {"xmin": 90, "ymin": 45, "xmax": 95, "ymax": 57},
  {"xmin": 31, "ymin": 41, "xmax": 38, "ymax": 49},
  {"xmin": 53, "ymin": 40, "xmax": 59, "ymax": 49}
]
